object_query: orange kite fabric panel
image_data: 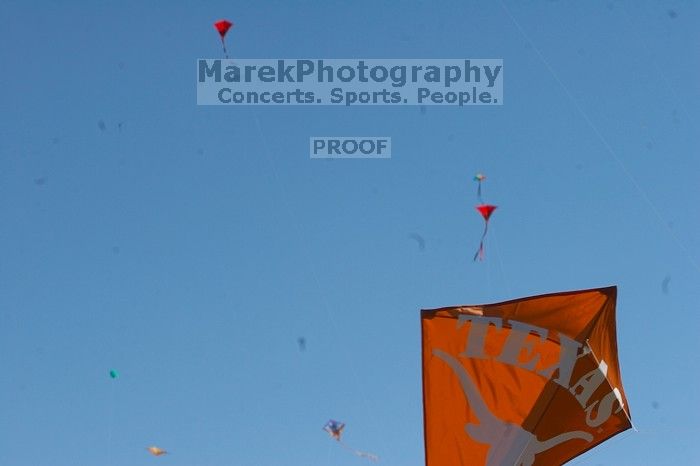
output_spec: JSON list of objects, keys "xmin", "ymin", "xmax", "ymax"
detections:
[{"xmin": 421, "ymin": 286, "xmax": 631, "ymax": 466}]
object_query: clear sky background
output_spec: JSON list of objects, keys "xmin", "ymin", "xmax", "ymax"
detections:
[{"xmin": 1, "ymin": 1, "xmax": 698, "ymax": 465}]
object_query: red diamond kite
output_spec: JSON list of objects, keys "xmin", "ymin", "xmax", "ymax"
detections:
[
  {"xmin": 472, "ymin": 173, "xmax": 497, "ymax": 261},
  {"xmin": 214, "ymin": 20, "xmax": 233, "ymax": 58},
  {"xmin": 474, "ymin": 203, "xmax": 497, "ymax": 261}
]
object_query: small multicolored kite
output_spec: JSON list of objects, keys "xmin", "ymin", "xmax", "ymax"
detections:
[
  {"xmin": 109, "ymin": 369, "xmax": 118, "ymax": 379},
  {"xmin": 323, "ymin": 419, "xmax": 345, "ymax": 440},
  {"xmin": 473, "ymin": 173, "xmax": 486, "ymax": 203},
  {"xmin": 214, "ymin": 20, "xmax": 234, "ymax": 58},
  {"xmin": 146, "ymin": 446, "xmax": 167, "ymax": 456},
  {"xmin": 323, "ymin": 420, "xmax": 378, "ymax": 462}
]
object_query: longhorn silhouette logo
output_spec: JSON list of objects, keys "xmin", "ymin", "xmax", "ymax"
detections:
[{"xmin": 433, "ymin": 349, "xmax": 593, "ymax": 466}]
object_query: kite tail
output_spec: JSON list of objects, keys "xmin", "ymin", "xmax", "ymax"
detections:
[
  {"xmin": 339, "ymin": 441, "xmax": 378, "ymax": 462},
  {"xmin": 221, "ymin": 38, "xmax": 229, "ymax": 59},
  {"xmin": 477, "ymin": 182, "xmax": 483, "ymax": 204},
  {"xmin": 473, "ymin": 221, "xmax": 489, "ymax": 261}
]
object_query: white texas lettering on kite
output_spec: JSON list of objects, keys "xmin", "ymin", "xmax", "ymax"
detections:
[
  {"xmin": 456, "ymin": 315, "xmax": 626, "ymax": 428},
  {"xmin": 433, "ymin": 349, "xmax": 593, "ymax": 466}
]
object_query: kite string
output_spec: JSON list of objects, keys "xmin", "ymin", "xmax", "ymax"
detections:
[
  {"xmin": 566, "ymin": 429, "xmax": 635, "ymax": 466},
  {"xmin": 498, "ymin": 1, "xmax": 700, "ymax": 275},
  {"xmin": 108, "ymin": 378, "xmax": 115, "ymax": 466},
  {"xmin": 221, "ymin": 37, "xmax": 229, "ymax": 59},
  {"xmin": 339, "ymin": 440, "xmax": 378, "ymax": 462},
  {"xmin": 252, "ymin": 113, "xmax": 380, "ymax": 450},
  {"xmin": 473, "ymin": 221, "xmax": 489, "ymax": 261},
  {"xmin": 489, "ymin": 224, "xmax": 512, "ymax": 297},
  {"xmin": 614, "ymin": 4, "xmax": 697, "ymax": 134}
]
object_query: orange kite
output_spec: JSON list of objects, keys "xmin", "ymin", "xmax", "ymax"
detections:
[
  {"xmin": 421, "ymin": 286, "xmax": 631, "ymax": 465},
  {"xmin": 146, "ymin": 446, "xmax": 167, "ymax": 456}
]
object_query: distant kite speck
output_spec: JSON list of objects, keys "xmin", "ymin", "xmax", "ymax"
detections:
[
  {"xmin": 409, "ymin": 233, "xmax": 426, "ymax": 251},
  {"xmin": 147, "ymin": 446, "xmax": 167, "ymax": 456},
  {"xmin": 98, "ymin": 120, "xmax": 107, "ymax": 131},
  {"xmin": 34, "ymin": 177, "xmax": 47, "ymax": 186},
  {"xmin": 661, "ymin": 275, "xmax": 671, "ymax": 294}
]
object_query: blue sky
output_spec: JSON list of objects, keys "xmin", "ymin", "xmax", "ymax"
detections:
[{"xmin": 1, "ymin": 1, "xmax": 698, "ymax": 465}]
